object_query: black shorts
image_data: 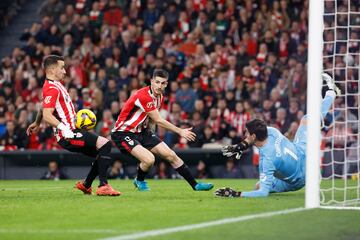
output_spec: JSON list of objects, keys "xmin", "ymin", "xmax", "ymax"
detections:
[
  {"xmin": 58, "ymin": 129, "xmax": 99, "ymax": 158},
  {"xmin": 111, "ymin": 129, "xmax": 162, "ymax": 153}
]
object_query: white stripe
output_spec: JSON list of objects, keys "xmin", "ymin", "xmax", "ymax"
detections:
[
  {"xmin": 100, "ymin": 208, "xmax": 307, "ymax": 240},
  {"xmin": 119, "ymin": 109, "xmax": 144, "ymax": 132},
  {"xmin": 0, "ymin": 229, "xmax": 118, "ymax": 234},
  {"xmin": 53, "ymin": 81, "xmax": 76, "ymax": 129}
]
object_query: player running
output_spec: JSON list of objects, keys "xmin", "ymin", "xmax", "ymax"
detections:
[
  {"xmin": 215, "ymin": 73, "xmax": 340, "ymax": 198},
  {"xmin": 26, "ymin": 55, "xmax": 121, "ymax": 196},
  {"xmin": 111, "ymin": 69, "xmax": 213, "ymax": 191}
]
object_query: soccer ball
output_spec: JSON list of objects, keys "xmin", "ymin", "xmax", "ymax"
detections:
[{"xmin": 75, "ymin": 109, "xmax": 97, "ymax": 130}]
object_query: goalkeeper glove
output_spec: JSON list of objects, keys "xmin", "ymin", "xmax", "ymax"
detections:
[
  {"xmin": 214, "ymin": 187, "xmax": 241, "ymax": 198},
  {"xmin": 221, "ymin": 141, "xmax": 249, "ymax": 159}
]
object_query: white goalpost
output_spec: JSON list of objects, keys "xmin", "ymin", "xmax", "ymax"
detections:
[{"xmin": 307, "ymin": 0, "xmax": 360, "ymax": 209}]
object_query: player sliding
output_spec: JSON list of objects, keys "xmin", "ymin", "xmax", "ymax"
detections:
[
  {"xmin": 215, "ymin": 73, "xmax": 340, "ymax": 198},
  {"xmin": 27, "ymin": 55, "xmax": 121, "ymax": 196},
  {"xmin": 111, "ymin": 69, "xmax": 213, "ymax": 191}
]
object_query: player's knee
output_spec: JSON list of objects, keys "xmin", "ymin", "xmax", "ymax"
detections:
[
  {"xmin": 98, "ymin": 140, "xmax": 111, "ymax": 154},
  {"xmin": 143, "ymin": 153, "xmax": 155, "ymax": 167}
]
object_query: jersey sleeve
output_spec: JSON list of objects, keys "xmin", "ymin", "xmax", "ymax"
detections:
[
  {"xmin": 136, "ymin": 93, "xmax": 156, "ymax": 113},
  {"xmin": 42, "ymin": 87, "xmax": 59, "ymax": 108},
  {"xmin": 241, "ymin": 155, "xmax": 276, "ymax": 198}
]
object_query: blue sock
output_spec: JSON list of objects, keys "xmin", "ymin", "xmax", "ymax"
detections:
[{"xmin": 321, "ymin": 91, "xmax": 336, "ymax": 119}]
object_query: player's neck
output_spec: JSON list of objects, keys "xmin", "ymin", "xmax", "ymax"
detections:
[
  {"xmin": 46, "ymin": 74, "xmax": 61, "ymax": 82},
  {"xmin": 254, "ymin": 139, "xmax": 268, "ymax": 148}
]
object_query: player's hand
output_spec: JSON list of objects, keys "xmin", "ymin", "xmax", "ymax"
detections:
[
  {"xmin": 179, "ymin": 127, "xmax": 196, "ymax": 142},
  {"xmin": 221, "ymin": 145, "xmax": 243, "ymax": 159},
  {"xmin": 57, "ymin": 122, "xmax": 75, "ymax": 139},
  {"xmin": 62, "ymin": 128, "xmax": 75, "ymax": 139},
  {"xmin": 26, "ymin": 122, "xmax": 40, "ymax": 136},
  {"xmin": 221, "ymin": 141, "xmax": 250, "ymax": 159},
  {"xmin": 214, "ymin": 187, "xmax": 241, "ymax": 198}
]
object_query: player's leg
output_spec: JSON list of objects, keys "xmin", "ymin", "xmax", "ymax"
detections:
[
  {"xmin": 149, "ymin": 142, "xmax": 214, "ymax": 191},
  {"xmin": 59, "ymin": 130, "xmax": 121, "ymax": 196},
  {"xmin": 111, "ymin": 131, "xmax": 154, "ymax": 191},
  {"xmin": 294, "ymin": 73, "xmax": 339, "ymax": 171}
]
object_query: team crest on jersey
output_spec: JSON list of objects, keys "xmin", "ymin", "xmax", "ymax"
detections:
[
  {"xmin": 146, "ymin": 102, "xmax": 155, "ymax": 109},
  {"xmin": 44, "ymin": 96, "xmax": 52, "ymax": 104}
]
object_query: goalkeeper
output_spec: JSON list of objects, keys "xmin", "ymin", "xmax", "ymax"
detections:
[{"xmin": 215, "ymin": 73, "xmax": 340, "ymax": 198}]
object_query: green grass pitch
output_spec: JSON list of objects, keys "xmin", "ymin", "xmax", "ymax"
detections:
[{"xmin": 0, "ymin": 179, "xmax": 359, "ymax": 240}]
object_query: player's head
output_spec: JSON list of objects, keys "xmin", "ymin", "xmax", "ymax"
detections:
[
  {"xmin": 150, "ymin": 69, "xmax": 169, "ymax": 96},
  {"xmin": 245, "ymin": 118, "xmax": 268, "ymax": 144},
  {"xmin": 43, "ymin": 55, "xmax": 66, "ymax": 80}
]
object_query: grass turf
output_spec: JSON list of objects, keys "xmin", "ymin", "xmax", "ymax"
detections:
[{"xmin": 0, "ymin": 179, "xmax": 359, "ymax": 240}]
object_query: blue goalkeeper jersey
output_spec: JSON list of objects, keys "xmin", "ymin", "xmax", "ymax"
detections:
[{"xmin": 241, "ymin": 127, "xmax": 306, "ymax": 198}]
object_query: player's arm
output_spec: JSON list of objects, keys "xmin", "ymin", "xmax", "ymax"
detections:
[
  {"xmin": 240, "ymin": 158, "xmax": 275, "ymax": 198},
  {"xmin": 26, "ymin": 106, "xmax": 43, "ymax": 135},
  {"xmin": 147, "ymin": 109, "xmax": 196, "ymax": 141},
  {"xmin": 215, "ymin": 156, "xmax": 274, "ymax": 198},
  {"xmin": 42, "ymin": 108, "xmax": 74, "ymax": 138}
]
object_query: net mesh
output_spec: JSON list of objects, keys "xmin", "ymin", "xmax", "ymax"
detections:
[{"xmin": 321, "ymin": 0, "xmax": 360, "ymax": 207}]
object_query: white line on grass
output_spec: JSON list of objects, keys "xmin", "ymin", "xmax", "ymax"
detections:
[
  {"xmin": 0, "ymin": 229, "xmax": 119, "ymax": 234},
  {"xmin": 100, "ymin": 207, "xmax": 307, "ymax": 240},
  {"xmin": 0, "ymin": 187, "xmax": 67, "ymax": 191}
]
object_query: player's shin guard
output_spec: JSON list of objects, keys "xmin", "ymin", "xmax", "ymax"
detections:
[
  {"xmin": 84, "ymin": 159, "xmax": 99, "ymax": 188},
  {"xmin": 97, "ymin": 141, "xmax": 112, "ymax": 186},
  {"xmin": 175, "ymin": 164, "xmax": 197, "ymax": 190}
]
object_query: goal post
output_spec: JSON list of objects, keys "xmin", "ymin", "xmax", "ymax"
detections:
[
  {"xmin": 306, "ymin": 0, "xmax": 323, "ymax": 209},
  {"xmin": 307, "ymin": 0, "xmax": 360, "ymax": 209}
]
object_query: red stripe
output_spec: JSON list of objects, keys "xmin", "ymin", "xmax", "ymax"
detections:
[{"xmin": 121, "ymin": 142, "xmax": 132, "ymax": 152}]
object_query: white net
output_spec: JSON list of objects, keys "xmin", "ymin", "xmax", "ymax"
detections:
[{"xmin": 321, "ymin": 0, "xmax": 360, "ymax": 208}]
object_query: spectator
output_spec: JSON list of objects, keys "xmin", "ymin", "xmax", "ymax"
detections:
[
  {"xmin": 107, "ymin": 160, "xmax": 128, "ymax": 179},
  {"xmin": 220, "ymin": 159, "xmax": 240, "ymax": 178},
  {"xmin": 41, "ymin": 161, "xmax": 68, "ymax": 180},
  {"xmin": 175, "ymin": 79, "xmax": 197, "ymax": 114},
  {"xmin": 195, "ymin": 160, "xmax": 211, "ymax": 179}
]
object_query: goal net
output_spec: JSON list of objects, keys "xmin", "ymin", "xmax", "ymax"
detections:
[{"xmin": 320, "ymin": 0, "xmax": 360, "ymax": 208}]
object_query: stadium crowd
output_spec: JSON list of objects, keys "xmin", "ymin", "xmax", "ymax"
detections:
[{"xmin": 0, "ymin": 0, "xmax": 358, "ymax": 177}]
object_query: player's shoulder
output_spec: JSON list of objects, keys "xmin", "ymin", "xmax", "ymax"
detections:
[
  {"xmin": 267, "ymin": 127, "xmax": 282, "ymax": 137},
  {"xmin": 43, "ymin": 80, "xmax": 60, "ymax": 93},
  {"xmin": 136, "ymin": 86, "xmax": 153, "ymax": 99}
]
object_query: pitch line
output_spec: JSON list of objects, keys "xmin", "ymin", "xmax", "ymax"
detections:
[
  {"xmin": 101, "ymin": 207, "xmax": 307, "ymax": 240},
  {"xmin": 0, "ymin": 229, "xmax": 118, "ymax": 234},
  {"xmin": 0, "ymin": 186, "xmax": 66, "ymax": 191}
]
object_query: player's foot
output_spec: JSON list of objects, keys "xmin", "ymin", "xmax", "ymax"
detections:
[
  {"xmin": 75, "ymin": 181, "xmax": 92, "ymax": 195},
  {"xmin": 96, "ymin": 184, "xmax": 122, "ymax": 196},
  {"xmin": 133, "ymin": 178, "xmax": 150, "ymax": 191},
  {"xmin": 194, "ymin": 182, "xmax": 214, "ymax": 191},
  {"xmin": 322, "ymin": 73, "xmax": 341, "ymax": 96}
]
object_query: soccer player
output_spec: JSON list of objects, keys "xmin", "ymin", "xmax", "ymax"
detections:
[
  {"xmin": 215, "ymin": 73, "xmax": 340, "ymax": 198},
  {"xmin": 111, "ymin": 69, "xmax": 213, "ymax": 191},
  {"xmin": 26, "ymin": 55, "xmax": 121, "ymax": 196}
]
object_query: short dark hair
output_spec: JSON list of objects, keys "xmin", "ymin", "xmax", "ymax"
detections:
[
  {"xmin": 245, "ymin": 118, "xmax": 268, "ymax": 141},
  {"xmin": 43, "ymin": 55, "xmax": 64, "ymax": 70},
  {"xmin": 152, "ymin": 69, "xmax": 169, "ymax": 80}
]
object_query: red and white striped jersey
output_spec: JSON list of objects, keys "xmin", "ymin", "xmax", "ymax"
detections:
[
  {"xmin": 42, "ymin": 79, "xmax": 76, "ymax": 140},
  {"xmin": 112, "ymin": 86, "xmax": 163, "ymax": 133}
]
